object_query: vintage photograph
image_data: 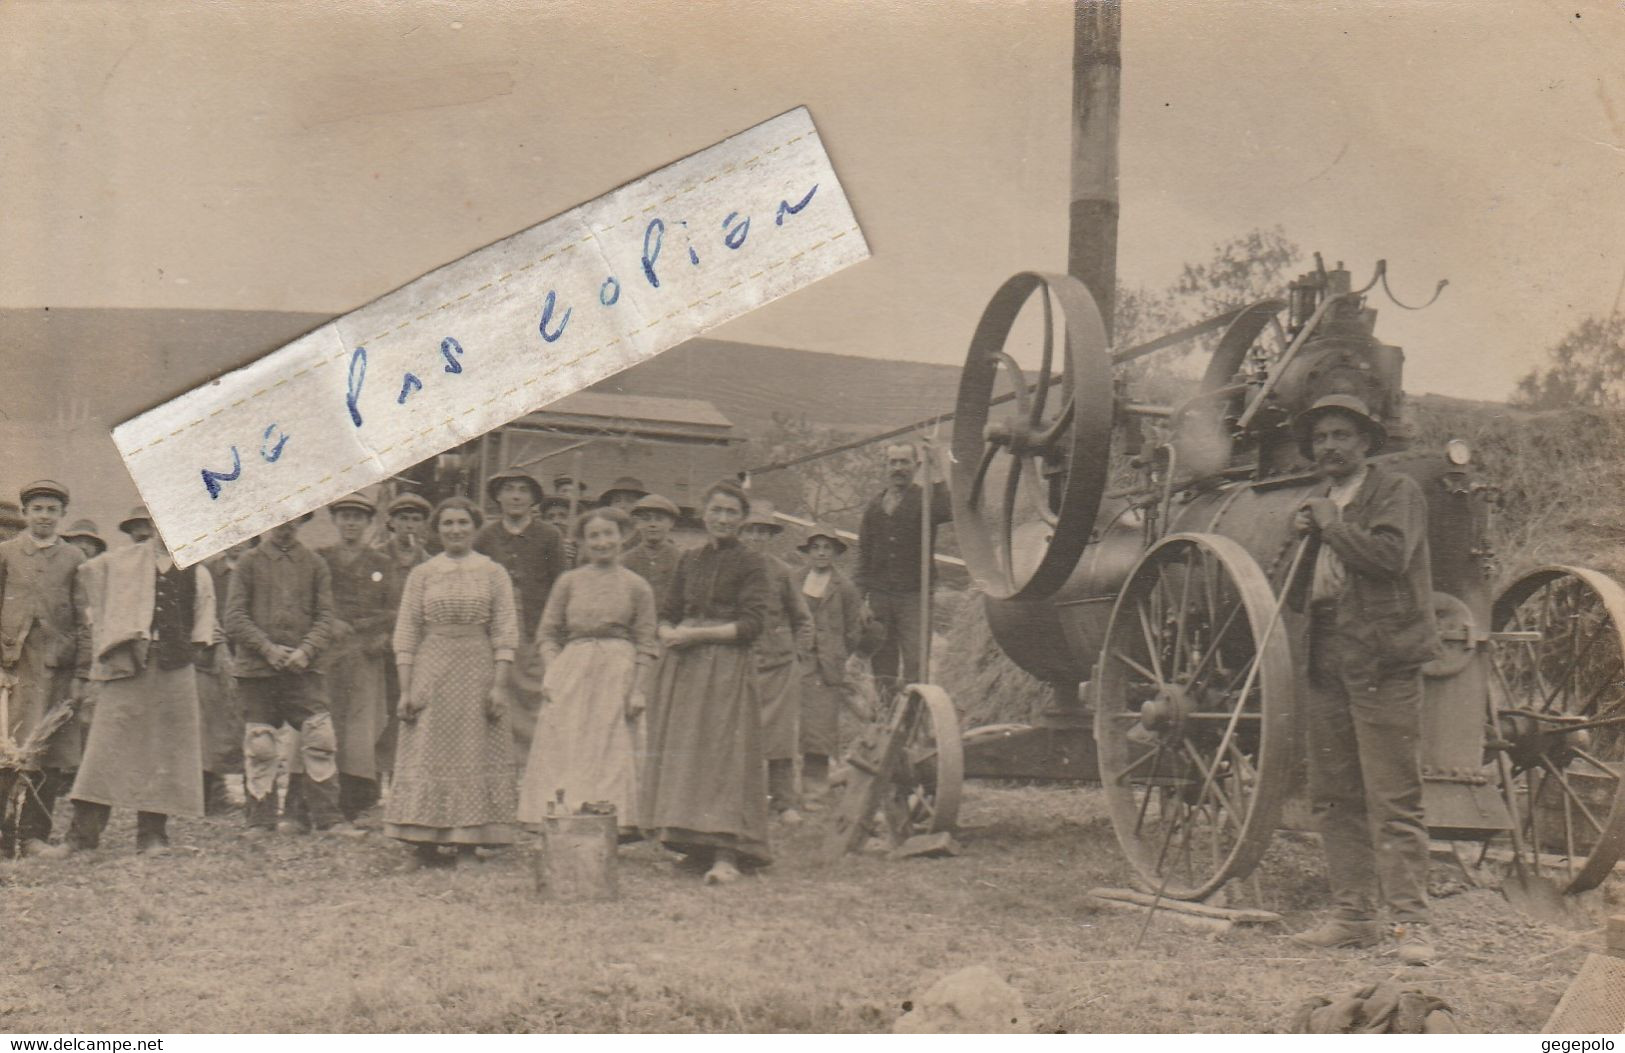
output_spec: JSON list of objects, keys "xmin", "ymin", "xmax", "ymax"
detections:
[{"xmin": 3, "ymin": 0, "xmax": 1625, "ymax": 1036}]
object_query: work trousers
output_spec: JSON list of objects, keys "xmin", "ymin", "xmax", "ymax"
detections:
[
  {"xmin": 0, "ymin": 766, "xmax": 66, "ymax": 855},
  {"xmin": 1306, "ymin": 614, "xmax": 1430, "ymax": 925},
  {"xmin": 238, "ymin": 672, "xmax": 341, "ymax": 830},
  {"xmin": 67, "ymin": 799, "xmax": 168, "ymax": 850},
  {"xmin": 867, "ymin": 588, "xmax": 925, "ymax": 700}
]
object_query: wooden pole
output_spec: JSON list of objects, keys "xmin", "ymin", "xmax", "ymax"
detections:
[
  {"xmin": 1070, "ymin": 0, "xmax": 1121, "ymax": 341},
  {"xmin": 918, "ymin": 439, "xmax": 934, "ymax": 687}
]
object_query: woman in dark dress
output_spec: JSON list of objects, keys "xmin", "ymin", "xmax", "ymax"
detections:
[{"xmin": 640, "ymin": 480, "xmax": 771, "ymax": 884}]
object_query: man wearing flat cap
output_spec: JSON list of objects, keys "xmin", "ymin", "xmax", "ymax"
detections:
[
  {"xmin": 1286, "ymin": 394, "xmax": 1440, "ymax": 968},
  {"xmin": 474, "ymin": 466, "xmax": 567, "ymax": 757},
  {"xmin": 0, "ymin": 480, "xmax": 90, "ymax": 857}
]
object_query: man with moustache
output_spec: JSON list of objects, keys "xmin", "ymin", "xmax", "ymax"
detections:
[
  {"xmin": 854, "ymin": 442, "xmax": 949, "ymax": 700},
  {"xmin": 1286, "ymin": 395, "xmax": 1440, "ymax": 968}
]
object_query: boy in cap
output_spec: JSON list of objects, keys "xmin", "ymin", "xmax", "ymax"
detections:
[
  {"xmin": 225, "ymin": 513, "xmax": 354, "ymax": 836},
  {"xmin": 624, "ymin": 493, "xmax": 682, "ymax": 612},
  {"xmin": 376, "ymin": 491, "xmax": 432, "ymax": 776},
  {"xmin": 793, "ymin": 526, "xmax": 864, "ymax": 807},
  {"xmin": 0, "ymin": 480, "xmax": 90, "ymax": 857},
  {"xmin": 315, "ymin": 492, "xmax": 395, "ymax": 822}
]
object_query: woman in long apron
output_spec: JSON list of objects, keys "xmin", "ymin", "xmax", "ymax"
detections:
[
  {"xmin": 518, "ymin": 507, "xmax": 657, "ymax": 837},
  {"xmin": 386, "ymin": 497, "xmax": 519, "ymax": 867},
  {"xmin": 640, "ymin": 480, "xmax": 772, "ymax": 885},
  {"xmin": 50, "ymin": 531, "xmax": 211, "ymax": 856}
]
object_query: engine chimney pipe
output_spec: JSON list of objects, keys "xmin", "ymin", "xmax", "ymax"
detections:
[{"xmin": 1069, "ymin": 0, "xmax": 1121, "ymax": 341}]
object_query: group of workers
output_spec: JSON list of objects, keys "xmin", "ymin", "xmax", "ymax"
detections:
[
  {"xmin": 0, "ymin": 441, "xmax": 948, "ymax": 888},
  {"xmin": 1, "ymin": 399, "xmax": 1434, "ymax": 960}
]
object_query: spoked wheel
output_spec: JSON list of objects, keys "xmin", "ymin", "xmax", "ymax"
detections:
[
  {"xmin": 825, "ymin": 685, "xmax": 964, "ymax": 859},
  {"xmin": 952, "ymin": 272, "xmax": 1113, "ymax": 601},
  {"xmin": 1094, "ymin": 533, "xmax": 1294, "ymax": 900},
  {"xmin": 877, "ymin": 686, "xmax": 964, "ymax": 845},
  {"xmin": 1489, "ymin": 565, "xmax": 1625, "ymax": 893}
]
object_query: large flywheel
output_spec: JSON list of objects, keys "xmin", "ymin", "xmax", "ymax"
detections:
[
  {"xmin": 1488, "ymin": 565, "xmax": 1625, "ymax": 893},
  {"xmin": 1094, "ymin": 533, "xmax": 1294, "ymax": 900},
  {"xmin": 952, "ymin": 272, "xmax": 1113, "ymax": 601}
]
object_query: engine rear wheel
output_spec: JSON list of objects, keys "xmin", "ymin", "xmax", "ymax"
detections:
[{"xmin": 1489, "ymin": 566, "xmax": 1625, "ymax": 894}]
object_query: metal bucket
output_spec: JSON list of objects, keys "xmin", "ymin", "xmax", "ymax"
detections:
[{"xmin": 532, "ymin": 797, "xmax": 619, "ymax": 902}]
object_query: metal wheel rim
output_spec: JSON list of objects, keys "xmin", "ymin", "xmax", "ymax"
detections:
[
  {"xmin": 882, "ymin": 684, "xmax": 964, "ymax": 844},
  {"xmin": 1094, "ymin": 532, "xmax": 1293, "ymax": 900},
  {"xmin": 951, "ymin": 272, "xmax": 1113, "ymax": 601},
  {"xmin": 1490, "ymin": 564, "xmax": 1625, "ymax": 893}
]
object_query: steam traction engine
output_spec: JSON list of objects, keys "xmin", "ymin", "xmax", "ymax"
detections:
[{"xmin": 832, "ymin": 259, "xmax": 1625, "ymax": 904}]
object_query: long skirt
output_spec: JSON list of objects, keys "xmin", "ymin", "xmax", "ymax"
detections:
[
  {"xmin": 196, "ymin": 657, "xmax": 243, "ymax": 775},
  {"xmin": 757, "ymin": 656, "xmax": 800, "ymax": 762},
  {"xmin": 325, "ymin": 640, "xmax": 388, "ymax": 780},
  {"xmin": 641, "ymin": 632, "xmax": 770, "ymax": 866},
  {"xmin": 799, "ymin": 669, "xmax": 844, "ymax": 758},
  {"xmin": 385, "ymin": 628, "xmax": 517, "ymax": 845},
  {"xmin": 518, "ymin": 637, "xmax": 640, "ymax": 831},
  {"xmin": 71, "ymin": 662, "xmax": 204, "ymax": 818}
]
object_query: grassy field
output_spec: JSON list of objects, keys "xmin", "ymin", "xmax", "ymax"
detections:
[{"xmin": 1, "ymin": 783, "xmax": 1612, "ymax": 1034}]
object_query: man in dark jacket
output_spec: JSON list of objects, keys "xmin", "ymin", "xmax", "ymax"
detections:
[
  {"xmin": 855, "ymin": 442, "xmax": 949, "ymax": 699},
  {"xmin": 1287, "ymin": 395, "xmax": 1440, "ymax": 967},
  {"xmin": 225, "ymin": 513, "xmax": 352, "ymax": 836}
]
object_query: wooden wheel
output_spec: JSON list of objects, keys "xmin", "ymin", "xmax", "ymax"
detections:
[
  {"xmin": 952, "ymin": 272, "xmax": 1113, "ymax": 601},
  {"xmin": 1489, "ymin": 566, "xmax": 1625, "ymax": 894},
  {"xmin": 1094, "ymin": 533, "xmax": 1294, "ymax": 900},
  {"xmin": 825, "ymin": 685, "xmax": 964, "ymax": 858}
]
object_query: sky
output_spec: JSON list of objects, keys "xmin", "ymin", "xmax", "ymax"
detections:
[{"xmin": 4, "ymin": 0, "xmax": 1624, "ymax": 404}]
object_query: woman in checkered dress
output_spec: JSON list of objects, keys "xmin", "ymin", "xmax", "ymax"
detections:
[{"xmin": 386, "ymin": 497, "xmax": 520, "ymax": 867}]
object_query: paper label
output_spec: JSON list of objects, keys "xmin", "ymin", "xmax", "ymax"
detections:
[{"xmin": 112, "ymin": 107, "xmax": 867, "ymax": 566}]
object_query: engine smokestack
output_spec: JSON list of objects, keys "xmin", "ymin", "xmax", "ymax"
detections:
[{"xmin": 1069, "ymin": 1, "xmax": 1121, "ymax": 341}]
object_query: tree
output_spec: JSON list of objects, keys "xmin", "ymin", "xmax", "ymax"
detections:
[
  {"xmin": 1112, "ymin": 227, "xmax": 1303, "ymax": 399},
  {"xmin": 1512, "ymin": 315, "xmax": 1625, "ymax": 410},
  {"xmin": 1169, "ymin": 226, "xmax": 1302, "ymax": 322},
  {"xmin": 744, "ymin": 412, "xmax": 891, "ymax": 529}
]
